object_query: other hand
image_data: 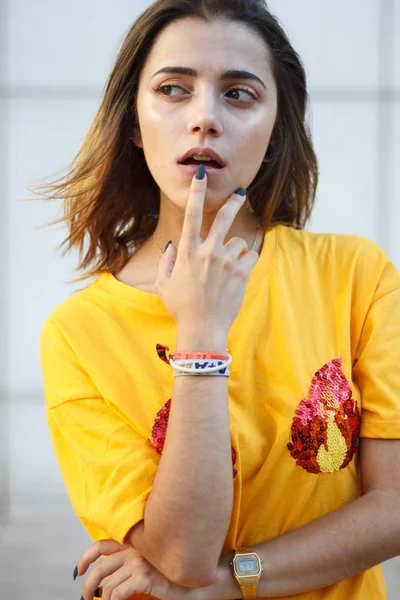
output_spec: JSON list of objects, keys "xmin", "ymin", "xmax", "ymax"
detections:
[
  {"xmin": 76, "ymin": 539, "xmax": 197, "ymax": 600},
  {"xmin": 75, "ymin": 538, "xmax": 237, "ymax": 600}
]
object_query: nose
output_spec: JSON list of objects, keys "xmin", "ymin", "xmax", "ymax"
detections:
[{"xmin": 186, "ymin": 90, "xmax": 223, "ymax": 136}]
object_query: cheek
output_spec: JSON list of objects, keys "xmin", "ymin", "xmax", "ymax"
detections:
[
  {"xmin": 237, "ymin": 124, "xmax": 272, "ymax": 169},
  {"xmin": 139, "ymin": 113, "xmax": 178, "ymax": 163},
  {"xmin": 238, "ymin": 108, "xmax": 275, "ymax": 151},
  {"xmin": 138, "ymin": 118, "xmax": 171, "ymax": 169},
  {"xmin": 138, "ymin": 94, "xmax": 179, "ymax": 135}
]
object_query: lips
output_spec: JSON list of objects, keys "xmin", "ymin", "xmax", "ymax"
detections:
[
  {"xmin": 177, "ymin": 147, "xmax": 226, "ymax": 168},
  {"xmin": 177, "ymin": 161, "xmax": 226, "ymax": 177}
]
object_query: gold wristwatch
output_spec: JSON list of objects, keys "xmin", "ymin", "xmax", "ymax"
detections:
[{"xmin": 232, "ymin": 547, "xmax": 263, "ymax": 599}]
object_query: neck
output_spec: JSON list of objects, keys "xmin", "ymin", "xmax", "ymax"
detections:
[
  {"xmin": 116, "ymin": 196, "xmax": 264, "ymax": 291},
  {"xmin": 152, "ymin": 196, "xmax": 262, "ymax": 256}
]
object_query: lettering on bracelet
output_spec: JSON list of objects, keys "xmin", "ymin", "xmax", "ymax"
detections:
[
  {"xmin": 172, "ymin": 359, "xmax": 229, "ymax": 375},
  {"xmin": 287, "ymin": 358, "xmax": 360, "ymax": 474}
]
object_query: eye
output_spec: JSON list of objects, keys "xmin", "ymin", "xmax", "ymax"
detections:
[
  {"xmin": 226, "ymin": 87, "xmax": 257, "ymax": 103},
  {"xmin": 153, "ymin": 83, "xmax": 258, "ymax": 103},
  {"xmin": 154, "ymin": 84, "xmax": 186, "ymax": 98}
]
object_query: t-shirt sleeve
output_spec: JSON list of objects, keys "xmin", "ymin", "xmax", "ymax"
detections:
[
  {"xmin": 40, "ymin": 316, "xmax": 159, "ymax": 544},
  {"xmin": 352, "ymin": 240, "xmax": 400, "ymax": 437}
]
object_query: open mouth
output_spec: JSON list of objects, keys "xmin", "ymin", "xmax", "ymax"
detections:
[{"xmin": 179, "ymin": 158, "xmax": 223, "ymax": 169}]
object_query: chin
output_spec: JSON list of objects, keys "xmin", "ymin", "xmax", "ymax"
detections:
[
  {"xmin": 203, "ymin": 197, "xmax": 229, "ymax": 211},
  {"xmin": 161, "ymin": 180, "xmax": 235, "ymax": 211}
]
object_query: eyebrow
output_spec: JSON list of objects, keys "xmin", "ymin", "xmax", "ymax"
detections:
[{"xmin": 151, "ymin": 66, "xmax": 266, "ymax": 89}]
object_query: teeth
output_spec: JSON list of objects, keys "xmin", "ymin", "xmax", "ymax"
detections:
[{"xmin": 192, "ymin": 155, "xmax": 212, "ymax": 161}]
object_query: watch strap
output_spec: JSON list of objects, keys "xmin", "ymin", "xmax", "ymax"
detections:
[{"xmin": 241, "ymin": 583, "xmax": 258, "ymax": 599}]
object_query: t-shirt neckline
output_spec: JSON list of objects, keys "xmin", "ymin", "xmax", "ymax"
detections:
[{"xmin": 98, "ymin": 225, "xmax": 279, "ymax": 313}]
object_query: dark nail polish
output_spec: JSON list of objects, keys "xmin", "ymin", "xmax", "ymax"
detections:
[
  {"xmin": 164, "ymin": 240, "xmax": 172, "ymax": 253},
  {"xmin": 234, "ymin": 187, "xmax": 246, "ymax": 196},
  {"xmin": 195, "ymin": 164, "xmax": 205, "ymax": 180},
  {"xmin": 73, "ymin": 565, "xmax": 78, "ymax": 580},
  {"xmin": 80, "ymin": 596, "xmax": 84, "ymax": 600},
  {"xmin": 94, "ymin": 587, "xmax": 103, "ymax": 597}
]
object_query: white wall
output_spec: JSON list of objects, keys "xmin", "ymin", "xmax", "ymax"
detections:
[
  {"xmin": 1, "ymin": 0, "xmax": 399, "ymax": 517},
  {"xmin": 4, "ymin": 0, "xmax": 400, "ymax": 396},
  {"xmin": 5, "ymin": 0, "xmax": 152, "ymax": 395}
]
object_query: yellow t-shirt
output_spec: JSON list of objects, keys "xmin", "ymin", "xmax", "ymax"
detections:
[{"xmin": 41, "ymin": 225, "xmax": 400, "ymax": 599}]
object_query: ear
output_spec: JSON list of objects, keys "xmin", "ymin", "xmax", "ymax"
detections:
[{"xmin": 132, "ymin": 127, "xmax": 143, "ymax": 148}]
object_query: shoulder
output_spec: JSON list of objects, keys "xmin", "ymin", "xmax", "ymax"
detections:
[
  {"xmin": 277, "ymin": 225, "xmax": 397, "ymax": 273},
  {"xmin": 276, "ymin": 225, "xmax": 384, "ymax": 259},
  {"xmin": 275, "ymin": 225, "xmax": 399, "ymax": 301},
  {"xmin": 40, "ymin": 276, "xmax": 106, "ymax": 346}
]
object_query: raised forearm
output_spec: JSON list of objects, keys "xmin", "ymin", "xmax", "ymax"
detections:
[
  {"xmin": 208, "ymin": 488, "xmax": 400, "ymax": 599},
  {"xmin": 131, "ymin": 327, "xmax": 233, "ymax": 587}
]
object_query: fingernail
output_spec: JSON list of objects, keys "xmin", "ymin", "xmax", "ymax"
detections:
[
  {"xmin": 94, "ymin": 587, "xmax": 103, "ymax": 597},
  {"xmin": 195, "ymin": 164, "xmax": 206, "ymax": 180},
  {"xmin": 234, "ymin": 187, "xmax": 246, "ymax": 196},
  {"xmin": 73, "ymin": 565, "xmax": 78, "ymax": 580},
  {"xmin": 164, "ymin": 240, "xmax": 172, "ymax": 253}
]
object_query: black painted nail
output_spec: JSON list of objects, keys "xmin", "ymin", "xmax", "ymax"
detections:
[
  {"xmin": 94, "ymin": 586, "xmax": 103, "ymax": 597},
  {"xmin": 234, "ymin": 187, "xmax": 246, "ymax": 196},
  {"xmin": 164, "ymin": 240, "xmax": 172, "ymax": 253},
  {"xmin": 195, "ymin": 164, "xmax": 206, "ymax": 180},
  {"xmin": 80, "ymin": 596, "xmax": 84, "ymax": 600},
  {"xmin": 73, "ymin": 565, "xmax": 78, "ymax": 580}
]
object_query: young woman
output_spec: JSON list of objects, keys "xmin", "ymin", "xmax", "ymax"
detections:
[{"xmin": 39, "ymin": 1, "xmax": 400, "ymax": 599}]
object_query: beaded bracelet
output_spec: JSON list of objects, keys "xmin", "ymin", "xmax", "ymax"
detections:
[
  {"xmin": 172, "ymin": 351, "xmax": 229, "ymax": 361},
  {"xmin": 170, "ymin": 353, "xmax": 232, "ymax": 377}
]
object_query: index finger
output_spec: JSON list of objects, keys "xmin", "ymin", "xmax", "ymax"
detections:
[
  {"xmin": 179, "ymin": 165, "xmax": 207, "ymax": 253},
  {"xmin": 75, "ymin": 539, "xmax": 129, "ymax": 577}
]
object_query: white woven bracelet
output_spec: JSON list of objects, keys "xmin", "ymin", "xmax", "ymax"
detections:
[
  {"xmin": 169, "ymin": 353, "xmax": 232, "ymax": 374},
  {"xmin": 173, "ymin": 368, "xmax": 230, "ymax": 377}
]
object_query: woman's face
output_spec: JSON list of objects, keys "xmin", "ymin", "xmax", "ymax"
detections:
[{"xmin": 134, "ymin": 17, "xmax": 278, "ymax": 212}]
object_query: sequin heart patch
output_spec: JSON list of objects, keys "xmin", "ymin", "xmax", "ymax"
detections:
[{"xmin": 287, "ymin": 358, "xmax": 361, "ymax": 474}]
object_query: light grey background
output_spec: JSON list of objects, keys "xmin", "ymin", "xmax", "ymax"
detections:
[{"xmin": 0, "ymin": 0, "xmax": 399, "ymax": 598}]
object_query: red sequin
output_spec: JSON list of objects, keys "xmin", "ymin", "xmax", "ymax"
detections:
[
  {"xmin": 151, "ymin": 395, "xmax": 238, "ymax": 477},
  {"xmin": 151, "ymin": 399, "xmax": 171, "ymax": 454},
  {"xmin": 231, "ymin": 446, "xmax": 238, "ymax": 478},
  {"xmin": 287, "ymin": 358, "xmax": 361, "ymax": 474}
]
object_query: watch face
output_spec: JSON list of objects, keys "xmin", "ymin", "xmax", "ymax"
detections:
[{"xmin": 233, "ymin": 553, "xmax": 261, "ymax": 577}]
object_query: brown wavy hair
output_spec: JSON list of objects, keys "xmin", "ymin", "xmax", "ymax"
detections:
[{"xmin": 32, "ymin": 0, "xmax": 318, "ymax": 282}]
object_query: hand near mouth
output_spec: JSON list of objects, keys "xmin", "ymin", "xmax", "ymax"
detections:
[{"xmin": 155, "ymin": 165, "xmax": 260, "ymax": 335}]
